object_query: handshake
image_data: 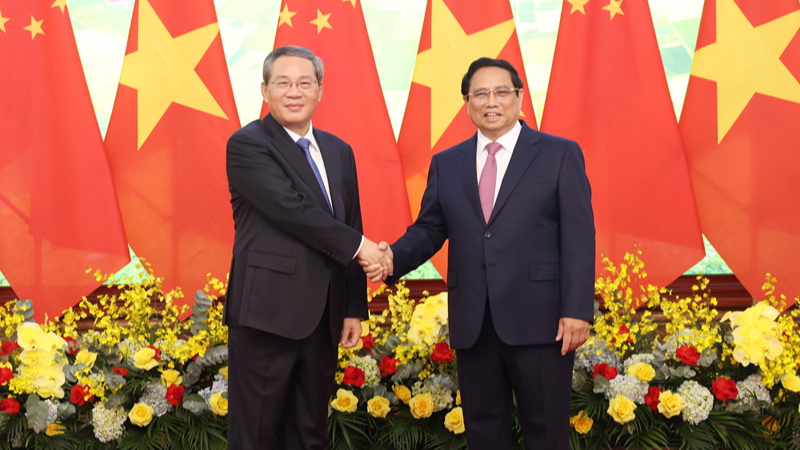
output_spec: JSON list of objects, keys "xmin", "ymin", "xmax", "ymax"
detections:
[{"xmin": 356, "ymin": 239, "xmax": 394, "ymax": 283}]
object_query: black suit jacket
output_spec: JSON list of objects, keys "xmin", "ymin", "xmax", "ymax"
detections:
[
  {"xmin": 389, "ymin": 121, "xmax": 595, "ymax": 349},
  {"xmin": 224, "ymin": 113, "xmax": 368, "ymax": 341}
]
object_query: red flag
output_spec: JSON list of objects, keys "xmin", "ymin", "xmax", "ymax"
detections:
[
  {"xmin": 262, "ymin": 0, "xmax": 411, "ymax": 245},
  {"xmin": 0, "ymin": 0, "xmax": 129, "ymax": 319},
  {"xmin": 397, "ymin": 0, "xmax": 537, "ymax": 277},
  {"xmin": 680, "ymin": 0, "xmax": 800, "ymax": 303},
  {"xmin": 541, "ymin": 0, "xmax": 705, "ymax": 288},
  {"xmin": 104, "ymin": 0, "xmax": 240, "ymax": 302}
]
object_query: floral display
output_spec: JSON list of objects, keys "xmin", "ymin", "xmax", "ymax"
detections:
[{"xmin": 1, "ymin": 253, "xmax": 800, "ymax": 449}]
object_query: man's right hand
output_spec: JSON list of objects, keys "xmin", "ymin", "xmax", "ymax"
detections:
[{"xmin": 357, "ymin": 239, "xmax": 393, "ymax": 282}]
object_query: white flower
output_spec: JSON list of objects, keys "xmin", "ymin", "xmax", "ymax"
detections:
[
  {"xmin": 92, "ymin": 403, "xmax": 127, "ymax": 443},
  {"xmin": 736, "ymin": 373, "xmax": 771, "ymax": 411},
  {"xmin": 605, "ymin": 375, "xmax": 648, "ymax": 404},
  {"xmin": 139, "ymin": 382, "xmax": 173, "ymax": 417},
  {"xmin": 677, "ymin": 380, "xmax": 713, "ymax": 425},
  {"xmin": 412, "ymin": 380, "xmax": 453, "ymax": 412},
  {"xmin": 347, "ymin": 355, "xmax": 381, "ymax": 387},
  {"xmin": 575, "ymin": 336, "xmax": 621, "ymax": 372}
]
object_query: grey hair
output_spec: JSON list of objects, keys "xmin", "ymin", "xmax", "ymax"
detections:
[{"xmin": 262, "ymin": 45, "xmax": 324, "ymax": 85}]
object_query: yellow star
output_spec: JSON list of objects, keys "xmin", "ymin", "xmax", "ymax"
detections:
[
  {"xmin": 0, "ymin": 10, "xmax": 9, "ymax": 33},
  {"xmin": 691, "ymin": 0, "xmax": 800, "ymax": 143},
  {"xmin": 119, "ymin": 0, "xmax": 227, "ymax": 149},
  {"xmin": 412, "ymin": 0, "xmax": 516, "ymax": 147},
  {"xmin": 567, "ymin": 0, "xmax": 590, "ymax": 15},
  {"xmin": 601, "ymin": 0, "xmax": 624, "ymax": 20},
  {"xmin": 342, "ymin": 0, "xmax": 357, "ymax": 6},
  {"xmin": 23, "ymin": 16, "xmax": 45, "ymax": 40},
  {"xmin": 51, "ymin": 0, "xmax": 68, "ymax": 13},
  {"xmin": 278, "ymin": 3, "xmax": 296, "ymax": 28},
  {"xmin": 310, "ymin": 9, "xmax": 332, "ymax": 34}
]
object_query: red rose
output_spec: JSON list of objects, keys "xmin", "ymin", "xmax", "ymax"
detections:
[
  {"xmin": 618, "ymin": 324, "xmax": 629, "ymax": 335},
  {"xmin": 343, "ymin": 366, "xmax": 365, "ymax": 387},
  {"xmin": 166, "ymin": 384, "xmax": 185, "ymax": 406},
  {"xmin": 0, "ymin": 368, "xmax": 13, "ymax": 385},
  {"xmin": 0, "ymin": 341, "xmax": 19, "ymax": 356},
  {"xmin": 592, "ymin": 363, "xmax": 618, "ymax": 381},
  {"xmin": 712, "ymin": 377, "xmax": 738, "ymax": 402},
  {"xmin": 361, "ymin": 334, "xmax": 375, "ymax": 351},
  {"xmin": 70, "ymin": 384, "xmax": 94, "ymax": 406},
  {"xmin": 676, "ymin": 345, "xmax": 700, "ymax": 366},
  {"xmin": 148, "ymin": 346, "xmax": 161, "ymax": 361},
  {"xmin": 0, "ymin": 398, "xmax": 20, "ymax": 415},
  {"xmin": 111, "ymin": 366, "xmax": 128, "ymax": 377},
  {"xmin": 644, "ymin": 385, "xmax": 662, "ymax": 411},
  {"xmin": 431, "ymin": 342, "xmax": 454, "ymax": 364},
  {"xmin": 64, "ymin": 337, "xmax": 79, "ymax": 355},
  {"xmin": 379, "ymin": 355, "xmax": 399, "ymax": 377}
]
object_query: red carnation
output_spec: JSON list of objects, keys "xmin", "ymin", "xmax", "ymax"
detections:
[
  {"xmin": 0, "ymin": 368, "xmax": 13, "ymax": 385},
  {"xmin": 431, "ymin": 342, "xmax": 454, "ymax": 364},
  {"xmin": 592, "ymin": 363, "xmax": 618, "ymax": 381},
  {"xmin": 0, "ymin": 397, "xmax": 20, "ymax": 415},
  {"xmin": 379, "ymin": 355, "xmax": 399, "ymax": 377},
  {"xmin": 111, "ymin": 366, "xmax": 128, "ymax": 377},
  {"xmin": 712, "ymin": 377, "xmax": 738, "ymax": 403},
  {"xmin": 0, "ymin": 341, "xmax": 19, "ymax": 356},
  {"xmin": 70, "ymin": 384, "xmax": 94, "ymax": 406},
  {"xmin": 676, "ymin": 345, "xmax": 700, "ymax": 366},
  {"xmin": 166, "ymin": 384, "xmax": 185, "ymax": 406},
  {"xmin": 64, "ymin": 337, "xmax": 79, "ymax": 355},
  {"xmin": 361, "ymin": 334, "xmax": 375, "ymax": 351},
  {"xmin": 343, "ymin": 366, "xmax": 365, "ymax": 387},
  {"xmin": 644, "ymin": 385, "xmax": 662, "ymax": 411}
]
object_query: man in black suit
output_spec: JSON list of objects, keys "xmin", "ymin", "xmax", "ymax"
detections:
[
  {"xmin": 367, "ymin": 58, "xmax": 595, "ymax": 450},
  {"xmin": 225, "ymin": 45, "xmax": 389, "ymax": 450}
]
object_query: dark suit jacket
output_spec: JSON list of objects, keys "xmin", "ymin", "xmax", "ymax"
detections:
[
  {"xmin": 224, "ymin": 113, "xmax": 368, "ymax": 341},
  {"xmin": 389, "ymin": 121, "xmax": 595, "ymax": 349}
]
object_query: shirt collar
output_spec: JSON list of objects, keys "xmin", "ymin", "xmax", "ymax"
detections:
[
  {"xmin": 476, "ymin": 120, "xmax": 522, "ymax": 155},
  {"xmin": 284, "ymin": 121, "xmax": 320, "ymax": 150}
]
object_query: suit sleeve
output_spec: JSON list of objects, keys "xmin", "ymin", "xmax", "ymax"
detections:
[
  {"xmin": 557, "ymin": 142, "xmax": 596, "ymax": 322},
  {"xmin": 226, "ymin": 129, "xmax": 362, "ymax": 267},
  {"xmin": 343, "ymin": 147, "xmax": 369, "ymax": 319},
  {"xmin": 387, "ymin": 154, "xmax": 449, "ymax": 283}
]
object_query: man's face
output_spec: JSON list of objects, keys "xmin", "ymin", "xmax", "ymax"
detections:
[
  {"xmin": 261, "ymin": 55, "xmax": 323, "ymax": 135},
  {"xmin": 465, "ymin": 66, "xmax": 523, "ymax": 141}
]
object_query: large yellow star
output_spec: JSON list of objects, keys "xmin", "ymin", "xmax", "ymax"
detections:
[
  {"xmin": 412, "ymin": 0, "xmax": 516, "ymax": 147},
  {"xmin": 691, "ymin": 0, "xmax": 800, "ymax": 143},
  {"xmin": 120, "ymin": 0, "xmax": 227, "ymax": 149},
  {"xmin": 278, "ymin": 4, "xmax": 296, "ymax": 28},
  {"xmin": 601, "ymin": 0, "xmax": 624, "ymax": 20},
  {"xmin": 23, "ymin": 16, "xmax": 45, "ymax": 40},
  {"xmin": 310, "ymin": 9, "xmax": 332, "ymax": 34},
  {"xmin": 567, "ymin": 0, "xmax": 590, "ymax": 15},
  {"xmin": 52, "ymin": 0, "xmax": 68, "ymax": 14},
  {"xmin": 0, "ymin": 10, "xmax": 9, "ymax": 33}
]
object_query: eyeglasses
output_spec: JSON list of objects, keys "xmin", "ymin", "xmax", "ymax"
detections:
[
  {"xmin": 464, "ymin": 87, "xmax": 521, "ymax": 102},
  {"xmin": 269, "ymin": 79, "xmax": 319, "ymax": 92}
]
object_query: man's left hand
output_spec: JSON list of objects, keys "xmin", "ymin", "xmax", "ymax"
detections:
[
  {"xmin": 340, "ymin": 318, "xmax": 362, "ymax": 348},
  {"xmin": 555, "ymin": 317, "xmax": 590, "ymax": 355}
]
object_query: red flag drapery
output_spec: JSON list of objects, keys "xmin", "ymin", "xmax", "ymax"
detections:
[
  {"xmin": 541, "ymin": 0, "xmax": 705, "ymax": 288},
  {"xmin": 104, "ymin": 0, "xmax": 240, "ymax": 303},
  {"xmin": 262, "ymin": 0, "xmax": 412, "ymax": 246},
  {"xmin": 397, "ymin": 0, "xmax": 537, "ymax": 278},
  {"xmin": 0, "ymin": 0, "xmax": 130, "ymax": 319},
  {"xmin": 680, "ymin": 0, "xmax": 800, "ymax": 304}
]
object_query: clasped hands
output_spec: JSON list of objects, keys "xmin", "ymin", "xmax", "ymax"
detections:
[{"xmin": 356, "ymin": 239, "xmax": 393, "ymax": 283}]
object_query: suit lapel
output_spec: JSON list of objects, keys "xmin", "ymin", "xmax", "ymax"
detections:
[
  {"xmin": 490, "ymin": 124, "xmax": 541, "ymax": 222},
  {"xmin": 455, "ymin": 134, "xmax": 485, "ymax": 225},
  {"xmin": 314, "ymin": 130, "xmax": 345, "ymax": 221}
]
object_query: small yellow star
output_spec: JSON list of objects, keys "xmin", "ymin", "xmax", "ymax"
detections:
[
  {"xmin": 23, "ymin": 16, "xmax": 45, "ymax": 40},
  {"xmin": 602, "ymin": 0, "xmax": 624, "ymax": 20},
  {"xmin": 310, "ymin": 9, "xmax": 332, "ymax": 34},
  {"xmin": 342, "ymin": 0, "xmax": 357, "ymax": 6},
  {"xmin": 52, "ymin": 0, "xmax": 68, "ymax": 14},
  {"xmin": 0, "ymin": 10, "xmax": 9, "ymax": 33},
  {"xmin": 567, "ymin": 0, "xmax": 590, "ymax": 15},
  {"xmin": 278, "ymin": 3, "xmax": 296, "ymax": 28}
]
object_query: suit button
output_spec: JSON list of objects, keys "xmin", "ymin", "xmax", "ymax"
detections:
[
  {"xmin": 481, "ymin": 263, "xmax": 486, "ymax": 270},
  {"xmin": 484, "ymin": 231, "xmax": 492, "ymax": 239}
]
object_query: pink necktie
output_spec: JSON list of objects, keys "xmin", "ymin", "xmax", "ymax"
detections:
[{"xmin": 479, "ymin": 142, "xmax": 502, "ymax": 222}]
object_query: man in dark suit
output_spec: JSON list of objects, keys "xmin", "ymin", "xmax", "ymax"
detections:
[
  {"xmin": 225, "ymin": 46, "xmax": 389, "ymax": 450},
  {"xmin": 367, "ymin": 58, "xmax": 595, "ymax": 450}
]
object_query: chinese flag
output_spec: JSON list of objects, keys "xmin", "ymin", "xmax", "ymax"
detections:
[
  {"xmin": 262, "ymin": 0, "xmax": 411, "ymax": 245},
  {"xmin": 398, "ymin": 0, "xmax": 537, "ymax": 277},
  {"xmin": 680, "ymin": 0, "xmax": 800, "ymax": 303},
  {"xmin": 0, "ymin": 0, "xmax": 129, "ymax": 319},
  {"xmin": 104, "ymin": 0, "xmax": 240, "ymax": 302},
  {"xmin": 541, "ymin": 0, "xmax": 705, "ymax": 288}
]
